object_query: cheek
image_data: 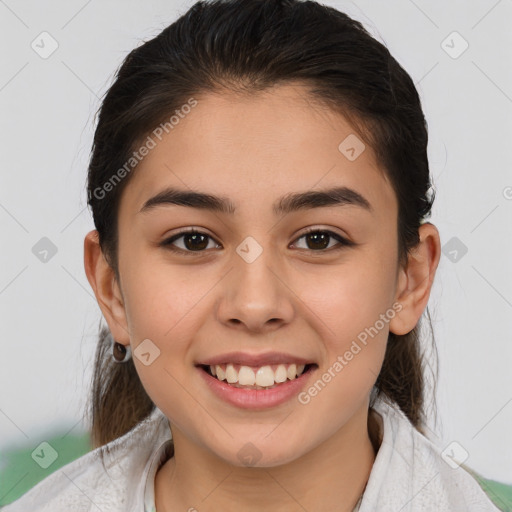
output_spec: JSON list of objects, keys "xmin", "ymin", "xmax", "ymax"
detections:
[
  {"xmin": 299, "ymin": 254, "xmax": 395, "ymax": 367},
  {"xmin": 125, "ymin": 269, "xmax": 200, "ymax": 416},
  {"xmin": 298, "ymin": 269, "xmax": 391, "ymax": 426},
  {"xmin": 122, "ymin": 257, "xmax": 208, "ymax": 340}
]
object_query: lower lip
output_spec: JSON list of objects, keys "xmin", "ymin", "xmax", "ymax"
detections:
[{"xmin": 197, "ymin": 365, "xmax": 317, "ymax": 409}]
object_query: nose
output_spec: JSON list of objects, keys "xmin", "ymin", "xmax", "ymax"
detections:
[{"xmin": 215, "ymin": 242, "xmax": 295, "ymax": 334}]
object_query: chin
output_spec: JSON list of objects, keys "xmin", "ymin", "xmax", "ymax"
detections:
[{"xmin": 213, "ymin": 439, "xmax": 307, "ymax": 469}]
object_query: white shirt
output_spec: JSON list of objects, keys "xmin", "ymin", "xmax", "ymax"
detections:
[{"xmin": 1, "ymin": 392, "xmax": 501, "ymax": 511}]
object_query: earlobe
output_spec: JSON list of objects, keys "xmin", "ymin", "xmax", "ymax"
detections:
[
  {"xmin": 83, "ymin": 229, "xmax": 131, "ymax": 344},
  {"xmin": 389, "ymin": 223, "xmax": 441, "ymax": 336}
]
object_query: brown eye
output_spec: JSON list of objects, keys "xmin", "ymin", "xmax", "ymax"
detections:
[
  {"xmin": 160, "ymin": 230, "xmax": 219, "ymax": 254},
  {"xmin": 292, "ymin": 229, "xmax": 353, "ymax": 252}
]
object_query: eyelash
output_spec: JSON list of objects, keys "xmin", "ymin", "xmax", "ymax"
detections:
[{"xmin": 159, "ymin": 227, "xmax": 354, "ymax": 255}]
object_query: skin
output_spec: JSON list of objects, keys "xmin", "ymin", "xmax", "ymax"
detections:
[{"xmin": 84, "ymin": 83, "xmax": 441, "ymax": 512}]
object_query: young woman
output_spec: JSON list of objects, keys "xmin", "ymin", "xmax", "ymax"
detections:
[{"xmin": 3, "ymin": 0, "xmax": 502, "ymax": 511}]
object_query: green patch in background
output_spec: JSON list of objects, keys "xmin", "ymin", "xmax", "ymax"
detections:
[
  {"xmin": 471, "ymin": 471, "xmax": 512, "ymax": 512},
  {"xmin": 0, "ymin": 431, "xmax": 92, "ymax": 506}
]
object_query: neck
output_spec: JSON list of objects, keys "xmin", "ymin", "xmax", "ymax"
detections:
[{"xmin": 155, "ymin": 405, "xmax": 381, "ymax": 512}]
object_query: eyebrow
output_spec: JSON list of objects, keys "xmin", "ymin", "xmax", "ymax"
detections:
[{"xmin": 138, "ymin": 185, "xmax": 373, "ymax": 216}]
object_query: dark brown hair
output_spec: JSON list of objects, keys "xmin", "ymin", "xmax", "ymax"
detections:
[{"xmin": 85, "ymin": 0, "xmax": 438, "ymax": 458}]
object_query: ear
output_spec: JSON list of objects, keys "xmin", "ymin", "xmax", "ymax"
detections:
[
  {"xmin": 389, "ymin": 222, "xmax": 441, "ymax": 335},
  {"xmin": 83, "ymin": 229, "xmax": 130, "ymax": 345}
]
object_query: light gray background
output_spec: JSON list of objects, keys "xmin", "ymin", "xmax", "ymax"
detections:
[{"xmin": 1, "ymin": 0, "xmax": 511, "ymax": 484}]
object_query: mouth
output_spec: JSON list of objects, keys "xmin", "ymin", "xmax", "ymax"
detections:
[{"xmin": 197, "ymin": 362, "xmax": 318, "ymax": 390}]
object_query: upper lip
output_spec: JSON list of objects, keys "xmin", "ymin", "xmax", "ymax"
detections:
[{"xmin": 197, "ymin": 351, "xmax": 315, "ymax": 367}]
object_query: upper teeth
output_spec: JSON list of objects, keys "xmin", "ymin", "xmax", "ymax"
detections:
[{"xmin": 210, "ymin": 363, "xmax": 306, "ymax": 387}]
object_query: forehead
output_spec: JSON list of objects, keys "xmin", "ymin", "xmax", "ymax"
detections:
[{"xmin": 119, "ymin": 84, "xmax": 396, "ymax": 221}]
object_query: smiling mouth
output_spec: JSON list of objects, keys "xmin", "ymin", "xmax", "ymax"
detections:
[{"xmin": 198, "ymin": 363, "xmax": 318, "ymax": 390}]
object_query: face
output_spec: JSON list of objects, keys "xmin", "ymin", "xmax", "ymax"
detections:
[{"xmin": 110, "ymin": 84, "xmax": 403, "ymax": 466}]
